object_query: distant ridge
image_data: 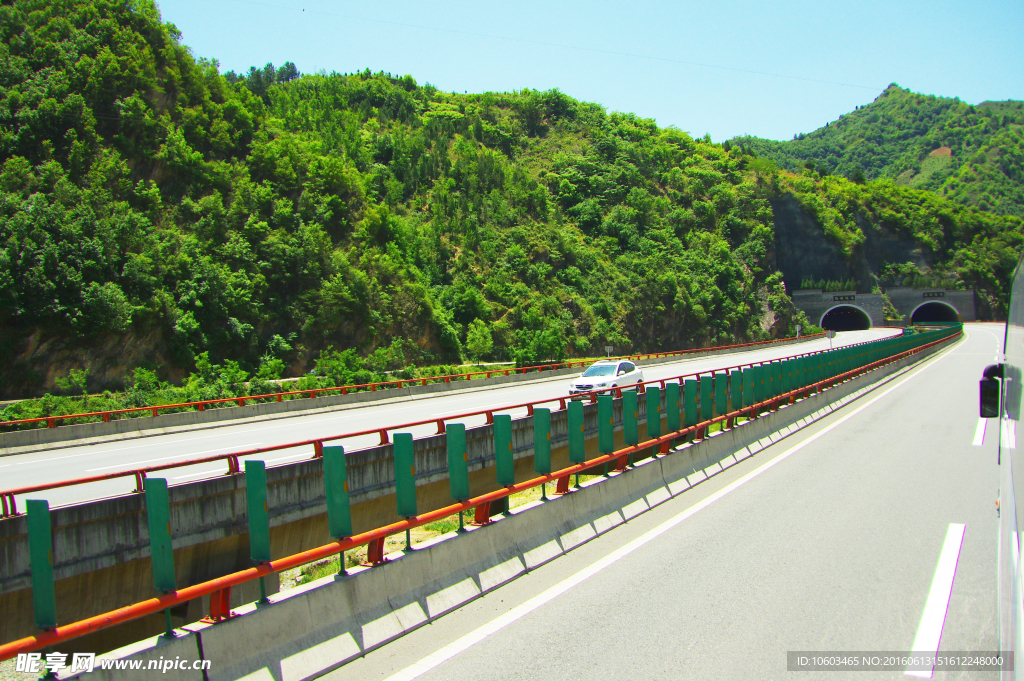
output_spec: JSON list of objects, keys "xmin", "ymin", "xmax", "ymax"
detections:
[{"xmin": 730, "ymin": 85, "xmax": 1024, "ymax": 218}]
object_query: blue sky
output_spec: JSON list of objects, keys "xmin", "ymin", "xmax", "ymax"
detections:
[{"xmin": 157, "ymin": 0, "xmax": 1024, "ymax": 142}]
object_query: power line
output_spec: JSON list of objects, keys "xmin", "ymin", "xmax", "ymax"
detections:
[{"xmin": 221, "ymin": 0, "xmax": 885, "ymax": 92}]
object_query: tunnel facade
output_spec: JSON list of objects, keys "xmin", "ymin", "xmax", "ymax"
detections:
[
  {"xmin": 792, "ymin": 288, "xmax": 976, "ymax": 328},
  {"xmin": 820, "ymin": 305, "xmax": 872, "ymax": 331},
  {"xmin": 791, "ymin": 291, "xmax": 880, "ymax": 329},
  {"xmin": 910, "ymin": 300, "xmax": 961, "ymax": 324}
]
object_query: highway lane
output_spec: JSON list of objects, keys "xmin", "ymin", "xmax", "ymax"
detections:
[
  {"xmin": 1, "ymin": 329, "xmax": 895, "ymax": 509},
  {"xmin": 329, "ymin": 323, "xmax": 999, "ymax": 681}
]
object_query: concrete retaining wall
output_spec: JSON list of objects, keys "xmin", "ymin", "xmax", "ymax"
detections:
[
  {"xmin": 61, "ymin": 337, "xmax": 955, "ymax": 680},
  {"xmin": 0, "ymin": 335, "xmax": 820, "ymax": 456}
]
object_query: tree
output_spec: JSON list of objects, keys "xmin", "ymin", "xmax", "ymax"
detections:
[
  {"xmin": 466, "ymin": 319, "xmax": 493, "ymax": 362},
  {"xmin": 276, "ymin": 62, "xmax": 299, "ymax": 83}
]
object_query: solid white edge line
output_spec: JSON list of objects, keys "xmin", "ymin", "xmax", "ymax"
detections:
[
  {"xmin": 973, "ymin": 418, "xmax": 987, "ymax": 446},
  {"xmin": 905, "ymin": 523, "xmax": 967, "ymax": 678},
  {"xmin": 382, "ymin": 340, "xmax": 955, "ymax": 681}
]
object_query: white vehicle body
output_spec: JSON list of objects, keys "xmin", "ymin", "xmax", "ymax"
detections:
[{"xmin": 568, "ymin": 359, "xmax": 644, "ymax": 396}]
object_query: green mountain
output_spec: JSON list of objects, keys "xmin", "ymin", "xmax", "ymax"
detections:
[
  {"xmin": 731, "ymin": 85, "xmax": 1024, "ymax": 218},
  {"xmin": 0, "ymin": 0, "xmax": 1021, "ymax": 400}
]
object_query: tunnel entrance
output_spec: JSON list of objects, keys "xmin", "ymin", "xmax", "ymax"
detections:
[
  {"xmin": 910, "ymin": 301, "xmax": 960, "ymax": 324},
  {"xmin": 820, "ymin": 305, "xmax": 871, "ymax": 331}
]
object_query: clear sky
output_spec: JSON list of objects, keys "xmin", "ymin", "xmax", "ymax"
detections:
[{"xmin": 156, "ymin": 0, "xmax": 1024, "ymax": 142}]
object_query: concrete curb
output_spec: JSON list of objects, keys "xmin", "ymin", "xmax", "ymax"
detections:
[
  {"xmin": 0, "ymin": 336, "xmax": 820, "ymax": 456},
  {"xmin": 64, "ymin": 337, "xmax": 951, "ymax": 681}
]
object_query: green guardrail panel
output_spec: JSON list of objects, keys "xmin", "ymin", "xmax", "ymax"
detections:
[
  {"xmin": 393, "ymin": 432, "xmax": 418, "ymax": 518},
  {"xmin": 323, "ymin": 446, "xmax": 352, "ymax": 539},
  {"xmin": 26, "ymin": 499, "xmax": 57, "ymax": 629},
  {"xmin": 665, "ymin": 381, "xmax": 681, "ymax": 432},
  {"xmin": 730, "ymin": 369, "xmax": 743, "ymax": 410},
  {"xmin": 144, "ymin": 477, "xmax": 176, "ymax": 594},
  {"xmin": 646, "ymin": 386, "xmax": 661, "ymax": 439},
  {"xmin": 245, "ymin": 460, "xmax": 271, "ymax": 563},
  {"xmin": 534, "ymin": 407, "xmax": 551, "ymax": 474},
  {"xmin": 568, "ymin": 400, "xmax": 586, "ymax": 464},
  {"xmin": 598, "ymin": 395, "xmax": 615, "ymax": 454},
  {"xmin": 446, "ymin": 422, "xmax": 470, "ymax": 501},
  {"xmin": 743, "ymin": 367, "xmax": 754, "ymax": 406},
  {"xmin": 623, "ymin": 390, "xmax": 639, "ymax": 446},
  {"xmin": 714, "ymin": 372, "xmax": 727, "ymax": 417},
  {"xmin": 684, "ymin": 378, "xmax": 698, "ymax": 428},
  {"xmin": 493, "ymin": 414, "xmax": 515, "ymax": 485},
  {"xmin": 700, "ymin": 375, "xmax": 713, "ymax": 422}
]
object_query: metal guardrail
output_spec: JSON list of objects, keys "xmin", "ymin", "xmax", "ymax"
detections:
[
  {"xmin": 0, "ymin": 327, "xmax": 961, "ymax": 660},
  {"xmin": 0, "ymin": 334, "xmax": 824, "ymax": 432},
  {"xmin": 2, "ymin": 334, "xmax": 865, "ymax": 517}
]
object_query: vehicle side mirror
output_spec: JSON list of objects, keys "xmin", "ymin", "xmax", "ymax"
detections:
[
  {"xmin": 981, "ymin": 364, "xmax": 1004, "ymax": 418},
  {"xmin": 617, "ymin": 370, "xmax": 626, "ymax": 376}
]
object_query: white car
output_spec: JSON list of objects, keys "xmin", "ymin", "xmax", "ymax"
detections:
[{"xmin": 568, "ymin": 360, "xmax": 644, "ymax": 397}]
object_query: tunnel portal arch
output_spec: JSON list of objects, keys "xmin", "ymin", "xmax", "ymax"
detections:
[
  {"xmin": 910, "ymin": 301, "xmax": 961, "ymax": 324},
  {"xmin": 820, "ymin": 304, "xmax": 872, "ymax": 331}
]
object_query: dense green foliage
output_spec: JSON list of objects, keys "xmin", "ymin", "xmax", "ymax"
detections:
[
  {"xmin": 0, "ymin": 0, "xmax": 1020, "ymax": 401},
  {"xmin": 732, "ymin": 85, "xmax": 1024, "ymax": 218},
  {"xmin": 779, "ymin": 171, "xmax": 1023, "ymax": 317},
  {"xmin": 0, "ymin": 348, "xmax": 473, "ymax": 426},
  {"xmin": 0, "ymin": 0, "xmax": 813, "ymax": 396}
]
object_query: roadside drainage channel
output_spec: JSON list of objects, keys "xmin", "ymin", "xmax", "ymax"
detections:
[
  {"xmin": 0, "ymin": 335, "xmax": 822, "ymax": 457},
  {"xmin": 58, "ymin": 336, "xmax": 949, "ymax": 681}
]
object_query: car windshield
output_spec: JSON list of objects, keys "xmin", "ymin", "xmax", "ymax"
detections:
[{"xmin": 582, "ymin": 364, "xmax": 617, "ymax": 377}]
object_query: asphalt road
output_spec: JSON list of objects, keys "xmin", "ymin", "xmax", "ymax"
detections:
[
  {"xmin": 325, "ymin": 323, "xmax": 1002, "ymax": 681},
  {"xmin": 2, "ymin": 330, "xmax": 894, "ymax": 509}
]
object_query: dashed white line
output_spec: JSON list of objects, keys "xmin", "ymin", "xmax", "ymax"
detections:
[
  {"xmin": 85, "ymin": 444, "xmax": 262, "ymax": 471},
  {"xmin": 973, "ymin": 418, "xmax": 987, "ymax": 446},
  {"xmin": 905, "ymin": 523, "xmax": 966, "ymax": 678}
]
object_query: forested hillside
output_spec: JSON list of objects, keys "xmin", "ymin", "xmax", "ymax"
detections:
[
  {"xmin": 731, "ymin": 85, "xmax": 1024, "ymax": 218},
  {"xmin": 1, "ymin": 0, "xmax": 1021, "ymax": 399}
]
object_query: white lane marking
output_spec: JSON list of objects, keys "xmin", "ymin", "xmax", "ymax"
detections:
[
  {"xmin": 84, "ymin": 444, "xmax": 263, "ymax": 471},
  {"xmin": 382, "ymin": 342, "xmax": 953, "ymax": 681},
  {"xmin": 905, "ymin": 524, "xmax": 966, "ymax": 678},
  {"xmin": 16, "ymin": 430, "xmax": 244, "ymax": 464},
  {"xmin": 973, "ymin": 418, "xmax": 987, "ymax": 446},
  {"xmin": 1002, "ymin": 420, "xmax": 1017, "ymax": 450},
  {"xmin": 170, "ymin": 452, "xmax": 310, "ymax": 479}
]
